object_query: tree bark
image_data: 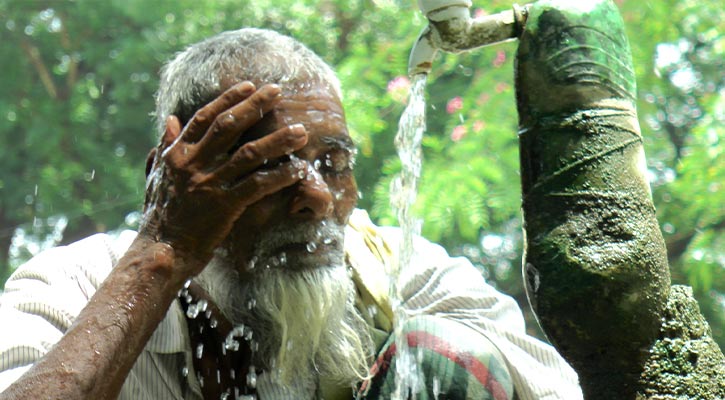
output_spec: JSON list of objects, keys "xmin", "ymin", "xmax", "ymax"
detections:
[{"xmin": 514, "ymin": 0, "xmax": 725, "ymax": 398}]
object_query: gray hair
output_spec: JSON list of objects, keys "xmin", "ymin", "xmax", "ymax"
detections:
[{"xmin": 154, "ymin": 28, "xmax": 342, "ymax": 135}]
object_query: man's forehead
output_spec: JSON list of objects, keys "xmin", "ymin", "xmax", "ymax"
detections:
[{"xmin": 277, "ymin": 86, "xmax": 343, "ymax": 112}]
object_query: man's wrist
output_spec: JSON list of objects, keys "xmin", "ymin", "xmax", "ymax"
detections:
[{"xmin": 124, "ymin": 233, "xmax": 204, "ymax": 292}]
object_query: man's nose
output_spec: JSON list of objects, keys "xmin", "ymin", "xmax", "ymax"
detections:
[{"xmin": 289, "ymin": 166, "xmax": 333, "ymax": 219}]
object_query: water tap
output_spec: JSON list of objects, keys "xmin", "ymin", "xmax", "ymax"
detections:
[{"xmin": 409, "ymin": 0, "xmax": 529, "ymax": 76}]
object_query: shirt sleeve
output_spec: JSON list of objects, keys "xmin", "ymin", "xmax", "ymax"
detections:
[
  {"xmin": 379, "ymin": 227, "xmax": 584, "ymax": 400},
  {"xmin": 0, "ymin": 234, "xmax": 119, "ymax": 392}
]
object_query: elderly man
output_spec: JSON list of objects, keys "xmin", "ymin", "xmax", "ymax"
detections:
[{"xmin": 0, "ymin": 29, "xmax": 581, "ymax": 399}]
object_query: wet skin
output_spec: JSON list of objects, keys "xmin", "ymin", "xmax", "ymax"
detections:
[
  {"xmin": 221, "ymin": 85, "xmax": 358, "ymax": 275},
  {"xmin": 143, "ymin": 80, "xmax": 357, "ymax": 277},
  {"xmin": 0, "ymin": 81, "xmax": 356, "ymax": 400}
]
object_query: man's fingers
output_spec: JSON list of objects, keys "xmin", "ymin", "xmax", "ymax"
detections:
[
  {"xmin": 181, "ymin": 81, "xmax": 257, "ymax": 143},
  {"xmin": 214, "ymin": 124, "xmax": 308, "ymax": 182},
  {"xmin": 160, "ymin": 115, "xmax": 188, "ymax": 168},
  {"xmin": 229, "ymin": 159, "xmax": 305, "ymax": 205},
  {"xmin": 195, "ymin": 84, "xmax": 282, "ymax": 158},
  {"xmin": 162, "ymin": 115, "xmax": 182, "ymax": 147}
]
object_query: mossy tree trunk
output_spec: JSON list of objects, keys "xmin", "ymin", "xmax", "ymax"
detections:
[{"xmin": 514, "ymin": 0, "xmax": 725, "ymax": 398}]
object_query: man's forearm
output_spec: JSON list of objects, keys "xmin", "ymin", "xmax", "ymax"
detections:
[{"xmin": 0, "ymin": 236, "xmax": 190, "ymax": 400}]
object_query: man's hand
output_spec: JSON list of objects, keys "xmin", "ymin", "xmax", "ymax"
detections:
[
  {"xmin": 141, "ymin": 82, "xmax": 308, "ymax": 276},
  {"xmin": 0, "ymin": 83, "xmax": 310, "ymax": 400}
]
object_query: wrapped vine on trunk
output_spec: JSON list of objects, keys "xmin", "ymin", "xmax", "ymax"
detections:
[{"xmin": 514, "ymin": 0, "xmax": 725, "ymax": 398}]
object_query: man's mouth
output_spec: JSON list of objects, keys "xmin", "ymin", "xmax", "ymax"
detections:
[{"xmin": 248, "ymin": 220, "xmax": 344, "ymax": 271}]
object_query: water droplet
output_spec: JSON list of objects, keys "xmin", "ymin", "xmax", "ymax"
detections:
[
  {"xmin": 196, "ymin": 343, "xmax": 204, "ymax": 359},
  {"xmin": 184, "ymin": 279, "xmax": 192, "ymax": 289},
  {"xmin": 246, "ymin": 368, "xmax": 257, "ymax": 388},
  {"xmin": 197, "ymin": 299, "xmax": 208, "ymax": 312},
  {"xmin": 225, "ymin": 325, "xmax": 245, "ymax": 351},
  {"xmin": 216, "ymin": 369, "xmax": 221, "ymax": 383},
  {"xmin": 210, "ymin": 318, "xmax": 218, "ymax": 328},
  {"xmin": 325, "ymin": 159, "xmax": 333, "ymax": 167},
  {"xmin": 278, "ymin": 252, "xmax": 287, "ymax": 265},
  {"xmin": 306, "ymin": 242, "xmax": 317, "ymax": 253},
  {"xmin": 220, "ymin": 391, "xmax": 229, "ymax": 400},
  {"xmin": 205, "ymin": 310, "xmax": 212, "ymax": 319},
  {"xmin": 225, "ymin": 340, "xmax": 240, "ymax": 352},
  {"xmin": 314, "ymin": 159, "xmax": 322, "ymax": 169},
  {"xmin": 297, "ymin": 170, "xmax": 305, "ymax": 179},
  {"xmin": 244, "ymin": 327, "xmax": 253, "ymax": 341},
  {"xmin": 186, "ymin": 304, "xmax": 199, "ymax": 319},
  {"xmin": 322, "ymin": 237, "xmax": 333, "ymax": 245},
  {"xmin": 230, "ymin": 369, "xmax": 236, "ymax": 379},
  {"xmin": 248, "ymin": 256, "xmax": 257, "ymax": 270},
  {"xmin": 247, "ymin": 299, "xmax": 256, "ymax": 310},
  {"xmin": 182, "ymin": 366, "xmax": 189, "ymax": 377}
]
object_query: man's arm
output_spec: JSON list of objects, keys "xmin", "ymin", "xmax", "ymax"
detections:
[
  {"xmin": 0, "ymin": 237, "xmax": 183, "ymax": 399},
  {"xmin": 0, "ymin": 82, "xmax": 307, "ymax": 399}
]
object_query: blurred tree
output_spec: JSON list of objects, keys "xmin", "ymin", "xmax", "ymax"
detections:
[{"xmin": 0, "ymin": 0, "xmax": 722, "ymax": 348}]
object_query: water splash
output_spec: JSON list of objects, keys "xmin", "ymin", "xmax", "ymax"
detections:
[{"xmin": 389, "ymin": 73, "xmax": 428, "ymax": 399}]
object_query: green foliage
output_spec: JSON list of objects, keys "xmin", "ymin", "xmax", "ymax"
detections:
[{"xmin": 1, "ymin": 0, "xmax": 723, "ymax": 346}]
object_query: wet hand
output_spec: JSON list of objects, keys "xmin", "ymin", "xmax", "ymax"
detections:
[{"xmin": 141, "ymin": 82, "xmax": 307, "ymax": 276}]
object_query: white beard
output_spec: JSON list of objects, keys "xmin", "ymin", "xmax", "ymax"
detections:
[{"xmin": 195, "ymin": 223, "xmax": 373, "ymax": 389}]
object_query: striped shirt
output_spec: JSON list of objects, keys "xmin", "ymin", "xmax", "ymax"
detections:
[{"xmin": 0, "ymin": 209, "xmax": 582, "ymax": 399}]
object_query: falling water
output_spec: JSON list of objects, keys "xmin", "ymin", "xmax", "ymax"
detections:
[{"xmin": 389, "ymin": 73, "xmax": 428, "ymax": 399}]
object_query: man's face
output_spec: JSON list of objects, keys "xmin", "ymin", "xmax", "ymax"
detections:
[
  {"xmin": 219, "ymin": 82, "xmax": 358, "ymax": 274},
  {"xmin": 195, "ymin": 81, "xmax": 372, "ymax": 382}
]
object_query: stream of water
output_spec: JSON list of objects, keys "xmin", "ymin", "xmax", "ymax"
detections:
[{"xmin": 389, "ymin": 73, "xmax": 428, "ymax": 399}]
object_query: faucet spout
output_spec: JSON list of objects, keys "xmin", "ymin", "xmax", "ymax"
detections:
[
  {"xmin": 408, "ymin": 25, "xmax": 438, "ymax": 76},
  {"xmin": 409, "ymin": 2, "xmax": 529, "ymax": 76}
]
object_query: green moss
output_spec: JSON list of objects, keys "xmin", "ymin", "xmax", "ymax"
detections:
[
  {"xmin": 638, "ymin": 286, "xmax": 725, "ymax": 399},
  {"xmin": 515, "ymin": 0, "xmax": 670, "ymax": 397}
]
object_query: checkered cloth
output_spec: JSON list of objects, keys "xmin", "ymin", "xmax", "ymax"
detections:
[{"xmin": 358, "ymin": 315, "xmax": 513, "ymax": 400}]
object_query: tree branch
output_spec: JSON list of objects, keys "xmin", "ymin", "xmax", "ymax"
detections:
[
  {"xmin": 58, "ymin": 12, "xmax": 79, "ymax": 94},
  {"xmin": 666, "ymin": 218, "xmax": 725, "ymax": 263},
  {"xmin": 19, "ymin": 37, "xmax": 58, "ymax": 100}
]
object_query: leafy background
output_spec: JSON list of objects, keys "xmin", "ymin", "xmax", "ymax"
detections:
[{"xmin": 1, "ymin": 0, "xmax": 723, "ymax": 346}]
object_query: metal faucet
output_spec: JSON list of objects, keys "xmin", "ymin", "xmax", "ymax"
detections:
[{"xmin": 409, "ymin": 0, "xmax": 529, "ymax": 76}]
